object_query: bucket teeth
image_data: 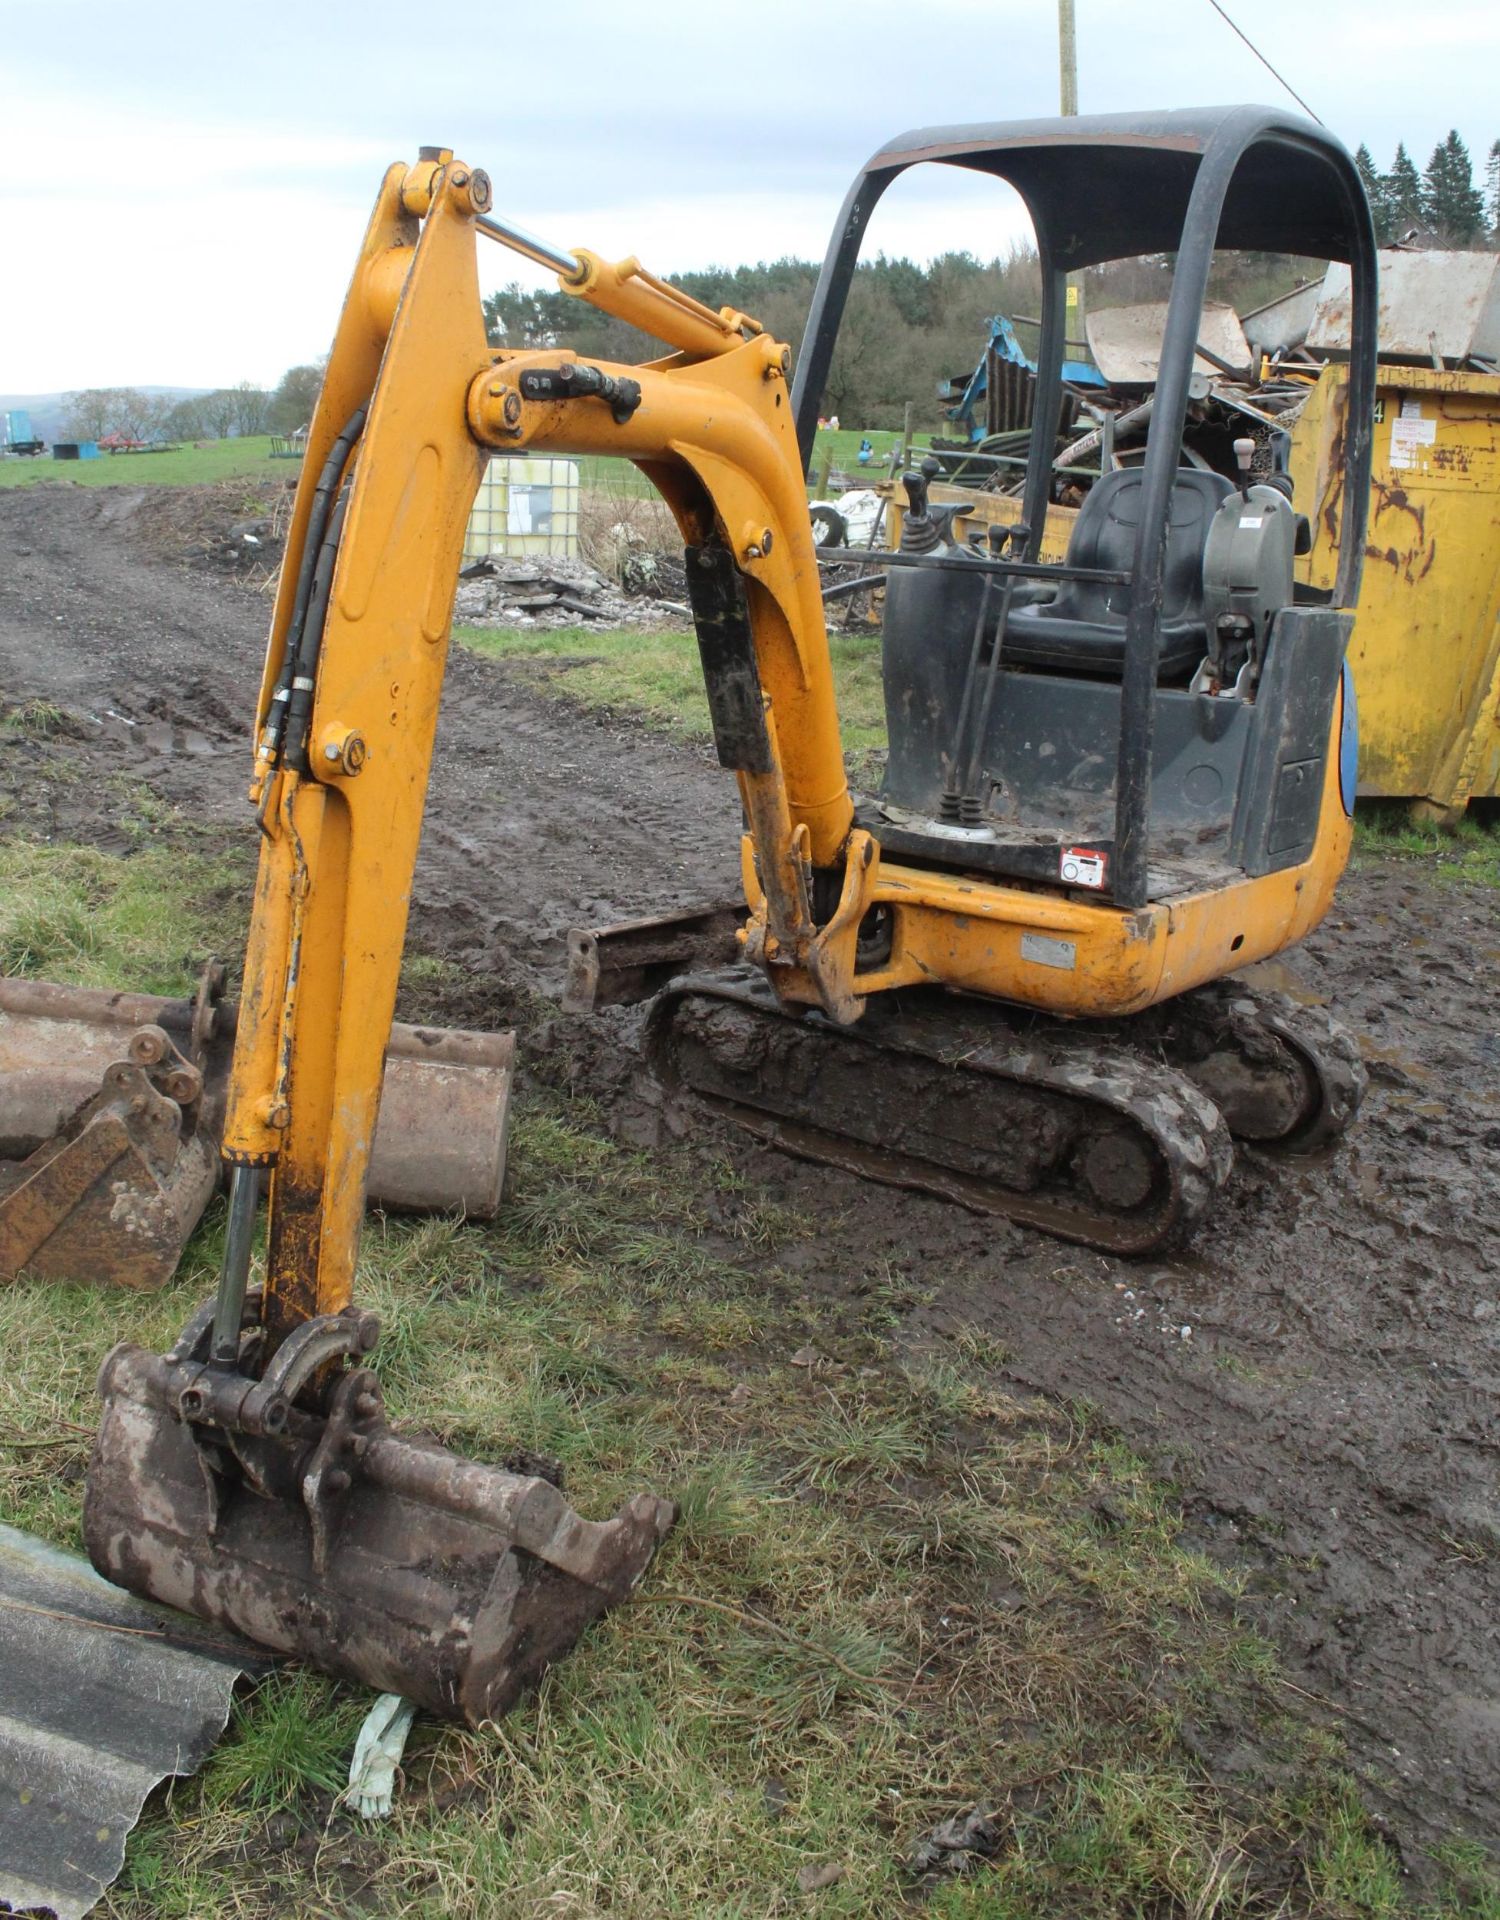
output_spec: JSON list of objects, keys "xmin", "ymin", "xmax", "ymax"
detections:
[{"xmin": 83, "ymin": 1315, "xmax": 675, "ymax": 1724}]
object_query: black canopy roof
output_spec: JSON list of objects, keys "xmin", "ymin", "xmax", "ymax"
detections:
[{"xmin": 865, "ymin": 106, "xmax": 1363, "ymax": 269}]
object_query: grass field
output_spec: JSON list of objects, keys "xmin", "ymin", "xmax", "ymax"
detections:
[
  {"xmin": 2, "ymin": 801, "xmax": 1492, "ymax": 1914},
  {"xmin": 807, "ymin": 424, "xmax": 914, "ymax": 486},
  {"xmin": 0, "ymin": 424, "xmax": 919, "ymax": 500},
  {"xmin": 0, "ymin": 435, "xmax": 295, "ymax": 489},
  {"xmin": 458, "ymin": 624, "xmax": 887, "ymax": 785}
]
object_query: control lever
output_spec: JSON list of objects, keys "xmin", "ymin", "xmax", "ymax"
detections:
[
  {"xmin": 899, "ymin": 468, "xmax": 942, "ymax": 554},
  {"xmin": 939, "ymin": 521, "xmax": 1029, "ymax": 824}
]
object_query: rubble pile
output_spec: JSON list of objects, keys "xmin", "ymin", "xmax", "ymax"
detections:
[{"xmin": 452, "ymin": 553, "xmax": 689, "ymax": 631}]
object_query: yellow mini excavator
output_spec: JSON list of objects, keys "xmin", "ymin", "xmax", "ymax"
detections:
[{"xmin": 84, "ymin": 109, "xmax": 1376, "ymax": 1713}]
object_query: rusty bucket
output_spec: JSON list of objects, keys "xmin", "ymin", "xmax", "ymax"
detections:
[
  {"xmin": 84, "ymin": 1296, "xmax": 675, "ymax": 1722},
  {"xmin": 0, "ymin": 972, "xmax": 516, "ymax": 1288}
]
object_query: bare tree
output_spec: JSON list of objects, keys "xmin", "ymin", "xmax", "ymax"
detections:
[
  {"xmin": 197, "ymin": 389, "xmax": 240, "ymax": 439},
  {"xmin": 230, "ymin": 382, "xmax": 271, "ymax": 438},
  {"xmin": 61, "ymin": 389, "xmax": 119, "ymax": 441},
  {"xmin": 164, "ymin": 395, "xmax": 210, "ymax": 441}
]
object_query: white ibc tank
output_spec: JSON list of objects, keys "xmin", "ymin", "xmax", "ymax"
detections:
[{"xmin": 464, "ymin": 455, "xmax": 580, "ymax": 563}]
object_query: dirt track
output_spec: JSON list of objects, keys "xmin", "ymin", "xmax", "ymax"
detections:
[{"xmin": 3, "ymin": 484, "xmax": 1497, "ymax": 1872}]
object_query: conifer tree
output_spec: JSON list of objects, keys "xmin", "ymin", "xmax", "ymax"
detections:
[
  {"xmin": 1422, "ymin": 130, "xmax": 1485, "ymax": 245},
  {"xmin": 1354, "ymin": 143, "xmax": 1392, "ymax": 244},
  {"xmin": 1383, "ymin": 143, "xmax": 1425, "ymax": 239},
  {"xmin": 1486, "ymin": 139, "xmax": 1500, "ymax": 246}
]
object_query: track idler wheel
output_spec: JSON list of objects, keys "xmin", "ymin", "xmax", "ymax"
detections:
[
  {"xmin": 1143, "ymin": 983, "xmax": 1368, "ymax": 1153},
  {"xmin": 83, "ymin": 1298, "xmax": 676, "ymax": 1724}
]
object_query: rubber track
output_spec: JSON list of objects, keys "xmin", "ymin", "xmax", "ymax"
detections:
[
  {"xmin": 647, "ymin": 973, "xmax": 1233, "ymax": 1256},
  {"xmin": 1123, "ymin": 981, "xmax": 1368, "ymax": 1152}
]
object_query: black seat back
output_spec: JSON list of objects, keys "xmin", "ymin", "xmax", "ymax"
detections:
[{"xmin": 1005, "ymin": 466, "xmax": 1234, "ymax": 679}]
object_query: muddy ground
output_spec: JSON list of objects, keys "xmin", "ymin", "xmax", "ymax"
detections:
[{"xmin": 2, "ymin": 485, "xmax": 1496, "ymax": 1879}]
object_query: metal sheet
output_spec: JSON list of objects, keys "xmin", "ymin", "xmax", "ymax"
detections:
[
  {"xmin": 1239, "ymin": 279, "xmax": 1322, "ymax": 356},
  {"xmin": 1085, "ymin": 301, "xmax": 1250, "ymax": 385},
  {"xmin": 1308, "ymin": 251, "xmax": 1500, "ymax": 363},
  {"xmin": 0, "ymin": 1522, "xmax": 268, "ymax": 1920}
]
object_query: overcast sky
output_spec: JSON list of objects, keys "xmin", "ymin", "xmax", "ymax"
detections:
[{"xmin": 2, "ymin": 0, "xmax": 1497, "ymax": 394}]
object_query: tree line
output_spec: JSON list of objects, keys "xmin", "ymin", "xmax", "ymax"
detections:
[
  {"xmin": 482, "ymin": 250, "xmax": 1047, "ymax": 433},
  {"xmin": 60, "ymin": 129, "xmax": 1500, "ymax": 447},
  {"xmin": 61, "ymin": 364, "xmax": 323, "ymax": 446},
  {"xmin": 1354, "ymin": 130, "xmax": 1499, "ymax": 246}
]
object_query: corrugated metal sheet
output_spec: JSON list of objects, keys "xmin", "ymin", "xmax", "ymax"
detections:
[{"xmin": 0, "ymin": 1522, "xmax": 269, "ymax": 1920}]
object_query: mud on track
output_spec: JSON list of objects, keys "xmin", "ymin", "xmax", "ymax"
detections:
[{"xmin": 2, "ymin": 485, "xmax": 1497, "ymax": 1874}]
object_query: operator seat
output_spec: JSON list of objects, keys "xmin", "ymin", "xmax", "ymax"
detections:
[{"xmin": 1004, "ymin": 466, "xmax": 1234, "ymax": 680}]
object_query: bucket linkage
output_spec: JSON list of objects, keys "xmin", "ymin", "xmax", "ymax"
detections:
[{"xmin": 86, "ymin": 1276, "xmax": 675, "ymax": 1723}]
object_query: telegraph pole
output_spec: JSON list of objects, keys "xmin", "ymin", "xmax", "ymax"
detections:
[
  {"xmin": 1059, "ymin": 0, "xmax": 1083, "ymax": 347},
  {"xmin": 1058, "ymin": 0, "xmax": 1078, "ymax": 116}
]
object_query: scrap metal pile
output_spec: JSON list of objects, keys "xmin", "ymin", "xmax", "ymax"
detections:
[
  {"xmin": 928, "ymin": 286, "xmax": 1328, "ymax": 503},
  {"xmin": 921, "ymin": 248, "xmax": 1500, "ymax": 512},
  {"xmin": 453, "ymin": 551, "xmax": 689, "ymax": 629}
]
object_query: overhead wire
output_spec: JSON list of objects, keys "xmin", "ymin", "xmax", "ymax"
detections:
[{"xmin": 1203, "ymin": 0, "xmax": 1325, "ymax": 126}]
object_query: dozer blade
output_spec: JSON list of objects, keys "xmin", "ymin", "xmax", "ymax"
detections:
[
  {"xmin": 0, "ymin": 972, "xmax": 517, "ymax": 1287},
  {"xmin": 84, "ymin": 1299, "xmax": 676, "ymax": 1724}
]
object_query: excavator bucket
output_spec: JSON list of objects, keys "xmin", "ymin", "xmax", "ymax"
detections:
[
  {"xmin": 84, "ymin": 1299, "xmax": 676, "ymax": 1723},
  {"xmin": 0, "ymin": 972, "xmax": 516, "ymax": 1287}
]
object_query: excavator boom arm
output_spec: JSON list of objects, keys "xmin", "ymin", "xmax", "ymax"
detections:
[{"xmin": 224, "ymin": 153, "xmax": 864, "ymax": 1335}]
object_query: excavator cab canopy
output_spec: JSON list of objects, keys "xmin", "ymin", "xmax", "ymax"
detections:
[{"xmin": 792, "ymin": 106, "xmax": 1378, "ymax": 907}]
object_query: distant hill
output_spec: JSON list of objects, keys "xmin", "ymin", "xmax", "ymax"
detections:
[{"xmin": 0, "ymin": 388, "xmax": 210, "ymax": 445}]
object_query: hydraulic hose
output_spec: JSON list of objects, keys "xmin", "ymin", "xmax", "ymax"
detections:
[
  {"xmin": 256, "ymin": 408, "xmax": 366, "ymax": 777},
  {"xmin": 280, "ymin": 483, "xmax": 353, "ymax": 772}
]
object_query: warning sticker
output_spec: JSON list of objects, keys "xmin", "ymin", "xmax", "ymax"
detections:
[
  {"xmin": 1390, "ymin": 404, "xmax": 1437, "ymax": 471},
  {"xmin": 1059, "ymin": 847, "xmax": 1107, "ymax": 888}
]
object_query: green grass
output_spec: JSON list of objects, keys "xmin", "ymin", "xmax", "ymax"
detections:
[
  {"xmin": 0, "ymin": 834, "xmax": 1493, "ymax": 1916},
  {"xmin": 807, "ymin": 425, "xmax": 916, "ymax": 486},
  {"xmin": 0, "ymin": 435, "xmax": 292, "ymax": 489},
  {"xmin": 0, "ymin": 838, "xmax": 251, "ymax": 993},
  {"xmin": 1354, "ymin": 802, "xmax": 1500, "ymax": 888},
  {"xmin": 0, "ymin": 426, "xmax": 911, "ymax": 498},
  {"xmin": 458, "ymin": 623, "xmax": 889, "ymax": 784}
]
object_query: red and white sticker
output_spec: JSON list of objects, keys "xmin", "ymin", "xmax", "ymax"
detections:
[{"xmin": 1060, "ymin": 847, "xmax": 1107, "ymax": 889}]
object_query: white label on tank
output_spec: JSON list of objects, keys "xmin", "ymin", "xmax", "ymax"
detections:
[
  {"xmin": 1059, "ymin": 846, "xmax": 1108, "ymax": 888},
  {"xmin": 1390, "ymin": 409, "xmax": 1436, "ymax": 470},
  {"xmin": 1020, "ymin": 932, "xmax": 1078, "ymax": 970}
]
